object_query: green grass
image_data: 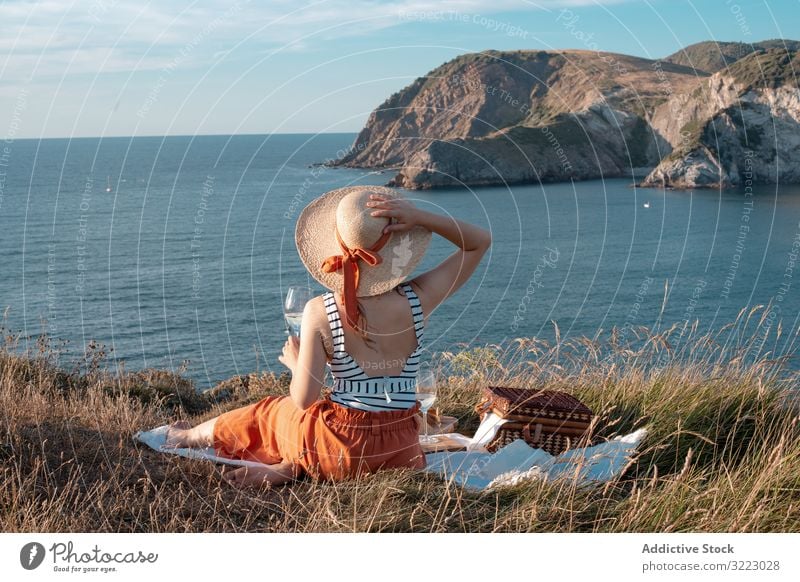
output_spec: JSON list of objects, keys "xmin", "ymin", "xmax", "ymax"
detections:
[
  {"xmin": 1, "ymin": 304, "xmax": 799, "ymax": 532},
  {"xmin": 504, "ymin": 116, "xmax": 589, "ymax": 149},
  {"xmin": 664, "ymin": 40, "xmax": 800, "ymax": 74},
  {"xmin": 664, "ymin": 118, "xmax": 710, "ymax": 162},
  {"xmin": 729, "ymin": 48, "xmax": 800, "ymax": 90}
]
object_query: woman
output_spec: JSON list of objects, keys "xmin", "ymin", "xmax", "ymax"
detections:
[{"xmin": 164, "ymin": 185, "xmax": 491, "ymax": 488}]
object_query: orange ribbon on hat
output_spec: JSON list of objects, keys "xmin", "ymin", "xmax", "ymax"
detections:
[{"xmin": 320, "ymin": 227, "xmax": 392, "ymax": 331}]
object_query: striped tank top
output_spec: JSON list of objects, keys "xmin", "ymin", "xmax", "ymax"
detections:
[{"xmin": 323, "ymin": 282, "xmax": 424, "ymax": 412}]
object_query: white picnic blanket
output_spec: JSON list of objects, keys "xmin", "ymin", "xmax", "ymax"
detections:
[
  {"xmin": 133, "ymin": 425, "xmax": 272, "ymax": 469},
  {"xmin": 423, "ymin": 424, "xmax": 649, "ymax": 491},
  {"xmin": 134, "ymin": 418, "xmax": 648, "ymax": 490}
]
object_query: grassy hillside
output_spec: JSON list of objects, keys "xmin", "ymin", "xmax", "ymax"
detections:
[
  {"xmin": 665, "ymin": 39, "xmax": 800, "ymax": 73},
  {"xmin": 728, "ymin": 47, "xmax": 800, "ymax": 89},
  {"xmin": 1, "ymin": 306, "xmax": 799, "ymax": 532}
]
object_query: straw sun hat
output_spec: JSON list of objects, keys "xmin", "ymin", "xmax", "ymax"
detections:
[{"xmin": 295, "ymin": 185, "xmax": 431, "ymax": 328}]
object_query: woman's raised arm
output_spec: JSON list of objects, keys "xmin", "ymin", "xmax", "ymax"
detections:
[{"xmin": 367, "ymin": 194, "xmax": 491, "ymax": 317}]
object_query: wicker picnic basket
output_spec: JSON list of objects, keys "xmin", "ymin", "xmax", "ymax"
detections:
[{"xmin": 475, "ymin": 386, "xmax": 594, "ymax": 455}]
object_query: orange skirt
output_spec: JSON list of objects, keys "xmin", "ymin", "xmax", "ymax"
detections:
[{"xmin": 212, "ymin": 393, "xmax": 426, "ymax": 481}]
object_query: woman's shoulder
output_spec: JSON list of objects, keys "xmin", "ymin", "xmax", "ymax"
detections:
[
  {"xmin": 301, "ymin": 295, "xmax": 335, "ymax": 354},
  {"xmin": 302, "ymin": 294, "xmax": 332, "ymax": 328}
]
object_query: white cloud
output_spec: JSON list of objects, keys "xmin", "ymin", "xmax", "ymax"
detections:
[{"xmin": 0, "ymin": 0, "xmax": 633, "ymax": 81}]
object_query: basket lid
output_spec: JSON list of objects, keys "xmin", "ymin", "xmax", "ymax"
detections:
[{"xmin": 485, "ymin": 385, "xmax": 593, "ymax": 415}]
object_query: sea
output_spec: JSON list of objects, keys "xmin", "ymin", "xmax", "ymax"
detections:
[{"xmin": 2, "ymin": 133, "xmax": 800, "ymax": 389}]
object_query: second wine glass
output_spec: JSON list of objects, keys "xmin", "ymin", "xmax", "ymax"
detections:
[{"xmin": 415, "ymin": 367, "xmax": 438, "ymax": 443}]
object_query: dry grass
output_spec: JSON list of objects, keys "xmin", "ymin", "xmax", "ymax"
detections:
[{"xmin": 1, "ymin": 304, "xmax": 799, "ymax": 532}]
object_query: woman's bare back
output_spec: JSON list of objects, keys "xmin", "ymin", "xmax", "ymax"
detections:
[{"xmin": 313, "ymin": 284, "xmax": 422, "ymax": 378}]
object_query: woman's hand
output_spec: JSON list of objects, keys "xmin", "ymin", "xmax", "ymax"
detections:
[
  {"xmin": 278, "ymin": 335, "xmax": 300, "ymax": 373},
  {"xmin": 366, "ymin": 194, "xmax": 426, "ymax": 234}
]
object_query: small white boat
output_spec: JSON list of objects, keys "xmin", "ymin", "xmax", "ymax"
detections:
[
  {"xmin": 105, "ymin": 175, "xmax": 112, "ymax": 192},
  {"xmin": 643, "ymin": 201, "xmax": 650, "ymax": 208}
]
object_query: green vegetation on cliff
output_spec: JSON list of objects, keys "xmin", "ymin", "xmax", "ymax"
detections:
[
  {"xmin": 665, "ymin": 39, "xmax": 800, "ymax": 73},
  {"xmin": 728, "ymin": 47, "xmax": 800, "ymax": 89}
]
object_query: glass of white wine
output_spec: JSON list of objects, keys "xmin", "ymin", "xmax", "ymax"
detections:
[
  {"xmin": 284, "ymin": 286, "xmax": 313, "ymax": 337},
  {"xmin": 415, "ymin": 366, "xmax": 438, "ymax": 444}
]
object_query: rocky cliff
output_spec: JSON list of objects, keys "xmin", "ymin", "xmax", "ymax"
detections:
[
  {"xmin": 330, "ymin": 49, "xmax": 701, "ymax": 188},
  {"xmin": 641, "ymin": 48, "xmax": 800, "ymax": 188},
  {"xmin": 327, "ymin": 41, "xmax": 800, "ymax": 190}
]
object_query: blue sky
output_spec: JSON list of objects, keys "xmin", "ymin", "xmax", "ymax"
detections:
[{"xmin": 1, "ymin": 0, "xmax": 798, "ymax": 139}]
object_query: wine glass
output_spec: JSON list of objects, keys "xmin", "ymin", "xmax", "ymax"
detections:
[
  {"xmin": 415, "ymin": 367, "xmax": 438, "ymax": 444},
  {"xmin": 284, "ymin": 286, "xmax": 313, "ymax": 337}
]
